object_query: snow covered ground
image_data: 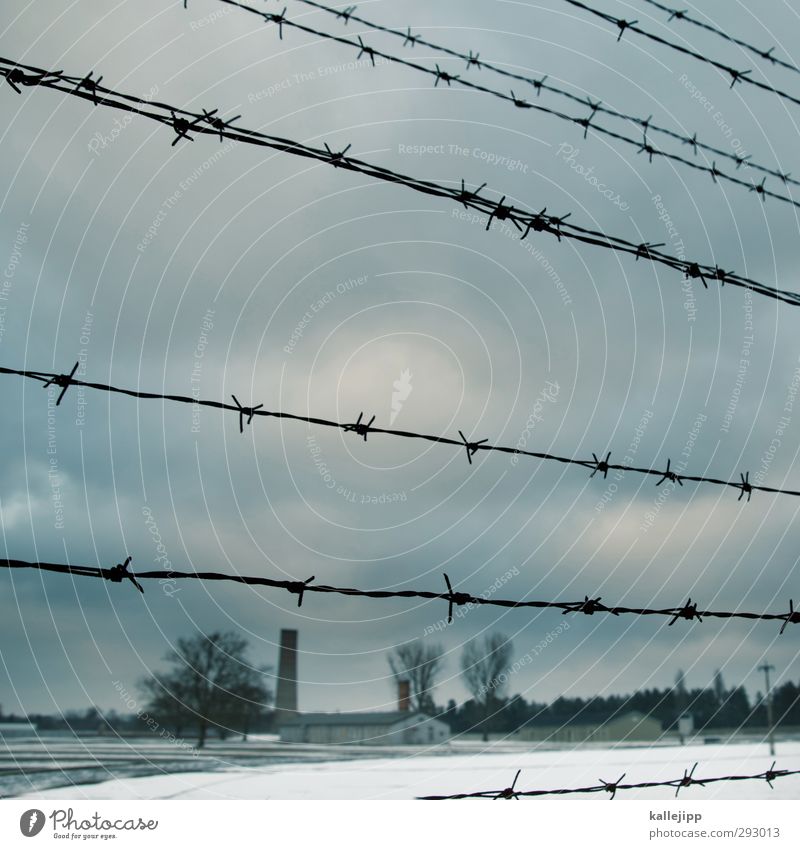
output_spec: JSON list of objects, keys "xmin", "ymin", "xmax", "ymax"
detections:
[{"xmin": 17, "ymin": 741, "xmax": 800, "ymax": 801}]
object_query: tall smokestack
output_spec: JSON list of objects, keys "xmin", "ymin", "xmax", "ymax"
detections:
[
  {"xmin": 275, "ymin": 629, "xmax": 298, "ymax": 724},
  {"xmin": 398, "ymin": 679, "xmax": 411, "ymax": 712}
]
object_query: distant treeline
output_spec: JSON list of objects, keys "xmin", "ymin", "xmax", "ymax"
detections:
[{"xmin": 440, "ymin": 680, "xmax": 800, "ymax": 735}]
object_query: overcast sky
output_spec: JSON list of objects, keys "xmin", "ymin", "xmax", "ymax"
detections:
[{"xmin": 2, "ymin": 0, "xmax": 800, "ymax": 718}]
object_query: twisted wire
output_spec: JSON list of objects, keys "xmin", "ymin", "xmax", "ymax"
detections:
[
  {"xmin": 204, "ymin": 0, "xmax": 800, "ymax": 209},
  {"xmin": 561, "ymin": 0, "xmax": 800, "ymax": 110},
  {"xmin": 3, "ymin": 363, "xmax": 800, "ymax": 503},
  {"xmin": 418, "ymin": 762, "xmax": 800, "ymax": 799},
  {"xmin": 272, "ymin": 0, "xmax": 800, "ymax": 192},
  {"xmin": 2, "ymin": 558, "xmax": 798, "ymax": 632},
  {"xmin": 2, "ymin": 56, "xmax": 800, "ymax": 307},
  {"xmin": 637, "ymin": 0, "xmax": 800, "ymax": 78}
]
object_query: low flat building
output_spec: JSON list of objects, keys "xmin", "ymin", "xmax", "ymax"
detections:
[
  {"xmin": 0, "ymin": 721, "xmax": 36, "ymax": 738},
  {"xmin": 516, "ymin": 711, "xmax": 664, "ymax": 744},
  {"xmin": 279, "ymin": 711, "xmax": 450, "ymax": 745}
]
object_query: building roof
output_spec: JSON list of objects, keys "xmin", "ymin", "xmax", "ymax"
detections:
[{"xmin": 279, "ymin": 711, "xmax": 428, "ymax": 728}]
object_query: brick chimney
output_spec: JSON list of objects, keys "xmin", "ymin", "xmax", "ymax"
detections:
[
  {"xmin": 398, "ymin": 679, "xmax": 411, "ymax": 712},
  {"xmin": 274, "ymin": 629, "xmax": 298, "ymax": 726}
]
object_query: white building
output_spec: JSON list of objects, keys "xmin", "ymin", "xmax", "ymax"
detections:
[
  {"xmin": 279, "ymin": 711, "xmax": 450, "ymax": 745},
  {"xmin": 0, "ymin": 721, "xmax": 36, "ymax": 737}
]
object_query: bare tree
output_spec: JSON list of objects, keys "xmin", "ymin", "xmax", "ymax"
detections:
[
  {"xmin": 460, "ymin": 633, "xmax": 513, "ymax": 740},
  {"xmin": 387, "ymin": 640, "xmax": 444, "ymax": 714},
  {"xmin": 139, "ymin": 675, "xmax": 192, "ymax": 737},
  {"xmin": 141, "ymin": 630, "xmax": 271, "ymax": 747}
]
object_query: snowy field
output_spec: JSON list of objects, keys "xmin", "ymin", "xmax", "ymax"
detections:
[{"xmin": 16, "ymin": 741, "xmax": 800, "ymax": 801}]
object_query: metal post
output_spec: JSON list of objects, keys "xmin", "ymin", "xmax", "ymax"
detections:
[{"xmin": 758, "ymin": 661, "xmax": 775, "ymax": 757}]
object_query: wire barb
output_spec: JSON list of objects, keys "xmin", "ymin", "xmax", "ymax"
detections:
[
  {"xmin": 433, "ymin": 64, "xmax": 459, "ymax": 87},
  {"xmin": 287, "ymin": 575, "xmax": 315, "ymax": 607},
  {"xmin": 779, "ymin": 599, "xmax": 800, "ymax": 635},
  {"xmin": 169, "ymin": 110, "xmax": 205, "ymax": 146},
  {"xmin": 685, "ymin": 262, "xmax": 707, "ymax": 288},
  {"xmin": 344, "ymin": 412, "xmax": 375, "ymax": 441},
  {"xmin": 564, "ymin": 595, "xmax": 617, "ymax": 616},
  {"xmin": 728, "ymin": 67, "xmax": 752, "ymax": 88},
  {"xmin": 264, "ymin": 6, "xmax": 288, "ymax": 39},
  {"xmin": 656, "ymin": 458, "xmax": 683, "ymax": 487},
  {"xmin": 615, "ymin": 19, "xmax": 637, "ymax": 41},
  {"xmin": 763, "ymin": 761, "xmax": 788, "ymax": 788},
  {"xmin": 635, "ymin": 242, "xmax": 666, "ymax": 261},
  {"xmin": 456, "ymin": 178, "xmax": 486, "ymax": 210},
  {"xmin": 335, "ymin": 5, "xmax": 356, "ymax": 24},
  {"xmin": 4, "ymin": 67, "xmax": 62, "ymax": 94},
  {"xmin": 674, "ymin": 763, "xmax": 705, "ymax": 796},
  {"xmin": 600, "ymin": 773, "xmax": 626, "ymax": 799},
  {"xmin": 231, "ymin": 394, "xmax": 264, "ymax": 434},
  {"xmin": 539, "ymin": 211, "xmax": 569, "ymax": 241},
  {"xmin": 403, "ymin": 27, "xmax": 420, "ymax": 48},
  {"xmin": 458, "ymin": 430, "xmax": 488, "ymax": 465},
  {"xmin": 738, "ymin": 471, "xmax": 753, "ymax": 502},
  {"xmin": 576, "ymin": 98, "xmax": 601, "ymax": 137},
  {"xmin": 42, "ymin": 361, "xmax": 79, "ymax": 406},
  {"xmin": 202, "ymin": 108, "xmax": 241, "ymax": 141},
  {"xmin": 750, "ymin": 177, "xmax": 767, "ymax": 202},
  {"xmin": 357, "ymin": 36, "xmax": 376, "ymax": 66},
  {"xmin": 485, "ymin": 196, "xmax": 521, "ymax": 231},
  {"xmin": 74, "ymin": 70, "xmax": 103, "ymax": 104},
  {"xmin": 466, "ymin": 51, "xmax": 482, "ymax": 70},
  {"xmin": 323, "ymin": 142, "xmax": 352, "ymax": 167},
  {"xmin": 521, "ymin": 207, "xmax": 551, "ymax": 240},
  {"xmin": 668, "ymin": 598, "xmax": 703, "ymax": 626},
  {"xmin": 590, "ymin": 451, "xmax": 611, "ymax": 479},
  {"xmin": 637, "ymin": 133, "xmax": 657, "ymax": 163},
  {"xmin": 106, "ymin": 556, "xmax": 144, "ymax": 594},
  {"xmin": 510, "ymin": 90, "xmax": 531, "ymax": 109},
  {"xmin": 443, "ymin": 573, "xmax": 472, "ymax": 624},
  {"xmin": 494, "ymin": 770, "xmax": 522, "ymax": 800}
]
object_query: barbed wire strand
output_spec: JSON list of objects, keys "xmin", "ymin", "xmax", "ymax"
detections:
[
  {"xmin": 2, "ymin": 56, "xmax": 800, "ymax": 308},
  {"xmin": 2, "ymin": 558, "xmax": 799, "ymax": 632},
  {"xmin": 418, "ymin": 762, "xmax": 800, "ymax": 799},
  {"xmin": 637, "ymin": 0, "xmax": 800, "ymax": 78},
  {"xmin": 3, "ymin": 363, "xmax": 800, "ymax": 503},
  {"xmin": 266, "ymin": 0, "xmax": 800, "ymax": 193},
  {"xmin": 561, "ymin": 0, "xmax": 800, "ymax": 109},
  {"xmin": 204, "ymin": 0, "xmax": 800, "ymax": 210}
]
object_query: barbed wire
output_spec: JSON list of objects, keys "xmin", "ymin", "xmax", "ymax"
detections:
[
  {"xmin": 3, "ymin": 362, "xmax": 800, "ymax": 503},
  {"xmin": 2, "ymin": 557, "xmax": 798, "ymax": 632},
  {"xmin": 2, "ymin": 56, "xmax": 800, "ymax": 308},
  {"xmin": 418, "ymin": 762, "xmax": 800, "ymax": 799},
  {"xmin": 561, "ymin": 0, "xmax": 800, "ymax": 109},
  {"xmin": 204, "ymin": 0, "xmax": 800, "ymax": 210},
  {"xmin": 271, "ymin": 0, "xmax": 800, "ymax": 193},
  {"xmin": 637, "ymin": 0, "xmax": 800, "ymax": 78}
]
